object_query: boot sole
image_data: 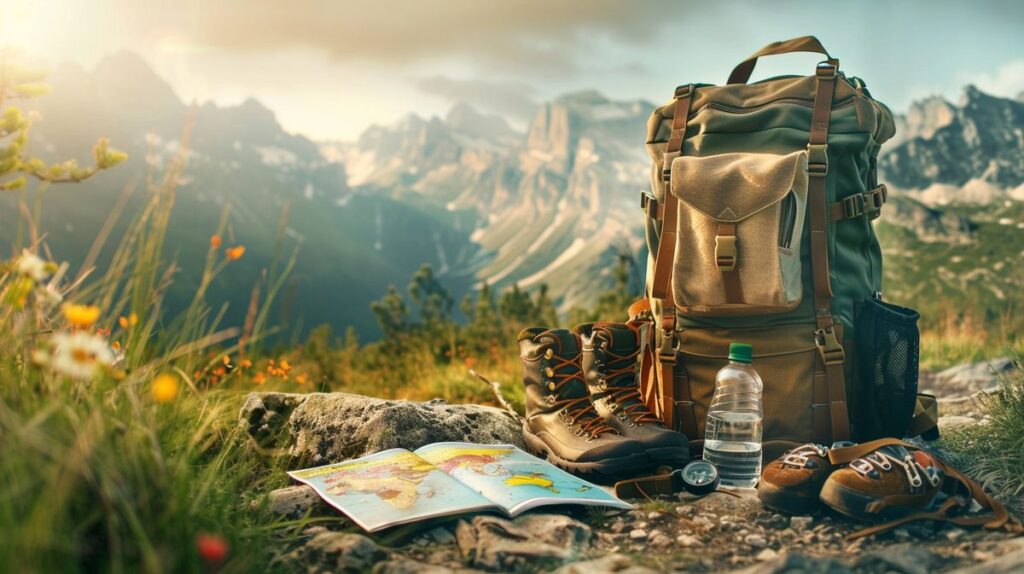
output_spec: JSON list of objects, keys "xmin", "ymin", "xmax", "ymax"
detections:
[
  {"xmin": 521, "ymin": 425, "xmax": 651, "ymax": 484},
  {"xmin": 645, "ymin": 446, "xmax": 690, "ymax": 471},
  {"xmin": 757, "ymin": 481, "xmax": 822, "ymax": 515},
  {"xmin": 819, "ymin": 479, "xmax": 933, "ymax": 521}
]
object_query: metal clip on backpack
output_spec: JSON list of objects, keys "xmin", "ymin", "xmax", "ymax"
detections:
[{"xmin": 635, "ymin": 36, "xmax": 938, "ymax": 458}]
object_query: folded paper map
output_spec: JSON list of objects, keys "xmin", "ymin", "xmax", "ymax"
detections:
[{"xmin": 288, "ymin": 442, "xmax": 632, "ymax": 532}]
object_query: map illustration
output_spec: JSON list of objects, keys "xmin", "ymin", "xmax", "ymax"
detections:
[{"xmin": 289, "ymin": 443, "xmax": 630, "ymax": 532}]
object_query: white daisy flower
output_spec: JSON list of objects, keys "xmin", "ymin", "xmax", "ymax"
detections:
[
  {"xmin": 15, "ymin": 251, "xmax": 52, "ymax": 282},
  {"xmin": 50, "ymin": 331, "xmax": 115, "ymax": 380},
  {"xmin": 36, "ymin": 286, "xmax": 64, "ymax": 309}
]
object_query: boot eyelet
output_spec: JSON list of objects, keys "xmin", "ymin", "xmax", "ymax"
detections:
[
  {"xmin": 547, "ymin": 382, "xmax": 556, "ymax": 391},
  {"xmin": 544, "ymin": 348, "xmax": 554, "ymax": 360},
  {"xmin": 544, "ymin": 367, "xmax": 555, "ymax": 378},
  {"xmin": 545, "ymin": 395, "xmax": 555, "ymax": 406}
]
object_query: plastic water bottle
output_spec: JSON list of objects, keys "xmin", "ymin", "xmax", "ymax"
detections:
[{"xmin": 702, "ymin": 343, "xmax": 764, "ymax": 488}]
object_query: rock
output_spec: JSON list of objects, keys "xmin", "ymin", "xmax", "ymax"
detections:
[
  {"xmin": 628, "ymin": 529, "xmax": 647, "ymax": 540},
  {"xmin": 373, "ymin": 559, "xmax": 479, "ymax": 574},
  {"xmin": 744, "ymin": 534, "xmax": 768, "ymax": 548},
  {"xmin": 265, "ymin": 485, "xmax": 326, "ymax": 518},
  {"xmin": 922, "ymin": 358, "xmax": 1016, "ymax": 398},
  {"xmin": 454, "ymin": 514, "xmax": 590, "ymax": 571},
  {"xmin": 955, "ymin": 538, "xmax": 1024, "ymax": 574},
  {"xmin": 939, "ymin": 415, "xmax": 980, "ymax": 433},
  {"xmin": 755, "ymin": 548, "xmax": 779, "ymax": 562},
  {"xmin": 854, "ymin": 543, "xmax": 942, "ymax": 574},
  {"xmin": 734, "ymin": 553, "xmax": 852, "ymax": 574},
  {"xmin": 647, "ymin": 529, "xmax": 672, "ymax": 548},
  {"xmin": 553, "ymin": 553, "xmax": 660, "ymax": 574},
  {"xmin": 240, "ymin": 392, "xmax": 524, "ymax": 464},
  {"xmin": 676, "ymin": 534, "xmax": 702, "ymax": 547},
  {"xmin": 790, "ymin": 516, "xmax": 813, "ymax": 531},
  {"xmin": 277, "ymin": 527, "xmax": 387, "ymax": 573}
]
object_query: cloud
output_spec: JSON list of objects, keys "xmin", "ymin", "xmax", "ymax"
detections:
[
  {"xmin": 414, "ymin": 76, "xmax": 539, "ymax": 123},
  {"xmin": 964, "ymin": 59, "xmax": 1024, "ymax": 100},
  {"xmin": 134, "ymin": 0, "xmax": 680, "ymax": 76}
]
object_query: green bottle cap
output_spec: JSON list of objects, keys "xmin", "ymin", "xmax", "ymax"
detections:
[{"xmin": 728, "ymin": 343, "xmax": 753, "ymax": 363}]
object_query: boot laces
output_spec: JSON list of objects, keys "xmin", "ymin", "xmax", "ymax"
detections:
[
  {"xmin": 543, "ymin": 347, "xmax": 614, "ymax": 438},
  {"xmin": 597, "ymin": 336, "xmax": 661, "ymax": 425},
  {"xmin": 850, "ymin": 447, "xmax": 942, "ymax": 489},
  {"xmin": 780, "ymin": 443, "xmax": 828, "ymax": 468}
]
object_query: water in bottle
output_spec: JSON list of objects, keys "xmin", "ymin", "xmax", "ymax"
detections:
[{"xmin": 702, "ymin": 342, "xmax": 764, "ymax": 488}]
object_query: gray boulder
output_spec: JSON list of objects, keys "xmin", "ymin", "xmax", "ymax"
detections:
[
  {"xmin": 240, "ymin": 392, "xmax": 525, "ymax": 465},
  {"xmin": 922, "ymin": 358, "xmax": 1017, "ymax": 399}
]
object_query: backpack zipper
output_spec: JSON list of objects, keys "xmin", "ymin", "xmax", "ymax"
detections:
[{"xmin": 691, "ymin": 97, "xmax": 856, "ymax": 118}]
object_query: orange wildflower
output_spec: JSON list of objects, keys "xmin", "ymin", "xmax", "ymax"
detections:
[
  {"xmin": 63, "ymin": 304, "xmax": 101, "ymax": 329},
  {"xmin": 225, "ymin": 246, "xmax": 245, "ymax": 261},
  {"xmin": 118, "ymin": 313, "xmax": 138, "ymax": 329},
  {"xmin": 294, "ymin": 373, "xmax": 309, "ymax": 385},
  {"xmin": 152, "ymin": 374, "xmax": 179, "ymax": 403},
  {"xmin": 209, "ymin": 235, "xmax": 222, "ymax": 249}
]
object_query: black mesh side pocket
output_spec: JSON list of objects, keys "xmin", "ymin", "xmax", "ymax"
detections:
[{"xmin": 853, "ymin": 297, "xmax": 920, "ymax": 440}]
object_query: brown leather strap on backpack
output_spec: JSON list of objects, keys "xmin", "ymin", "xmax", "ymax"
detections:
[
  {"xmin": 727, "ymin": 36, "xmax": 833, "ymax": 85},
  {"xmin": 649, "ymin": 85, "xmax": 696, "ymax": 435},
  {"xmin": 807, "ymin": 60, "xmax": 851, "ymax": 443}
]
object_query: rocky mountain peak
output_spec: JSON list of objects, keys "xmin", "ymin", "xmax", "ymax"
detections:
[{"xmin": 879, "ymin": 86, "xmax": 1024, "ymax": 199}]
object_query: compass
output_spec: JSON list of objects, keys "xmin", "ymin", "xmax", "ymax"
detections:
[{"xmin": 680, "ymin": 460, "xmax": 720, "ymax": 495}]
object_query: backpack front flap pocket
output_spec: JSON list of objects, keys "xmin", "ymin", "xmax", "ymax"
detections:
[{"xmin": 669, "ymin": 150, "xmax": 807, "ymax": 315}]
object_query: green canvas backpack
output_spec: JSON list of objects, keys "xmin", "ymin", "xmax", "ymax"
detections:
[{"xmin": 633, "ymin": 36, "xmax": 937, "ymax": 457}]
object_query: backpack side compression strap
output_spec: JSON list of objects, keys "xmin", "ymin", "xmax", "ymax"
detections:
[
  {"xmin": 649, "ymin": 85, "xmax": 698, "ymax": 438},
  {"xmin": 807, "ymin": 61, "xmax": 851, "ymax": 442}
]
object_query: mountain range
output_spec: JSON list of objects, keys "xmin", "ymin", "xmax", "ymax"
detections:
[{"xmin": 5, "ymin": 51, "xmax": 1023, "ymax": 337}]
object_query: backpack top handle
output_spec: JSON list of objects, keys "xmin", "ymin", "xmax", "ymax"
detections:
[{"xmin": 727, "ymin": 35, "xmax": 837, "ymax": 85}]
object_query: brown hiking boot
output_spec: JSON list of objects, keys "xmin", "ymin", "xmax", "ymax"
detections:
[
  {"xmin": 758, "ymin": 442, "xmax": 851, "ymax": 514},
  {"xmin": 519, "ymin": 327, "xmax": 651, "ymax": 483},
  {"xmin": 820, "ymin": 442, "xmax": 944, "ymax": 520},
  {"xmin": 575, "ymin": 322, "xmax": 690, "ymax": 470}
]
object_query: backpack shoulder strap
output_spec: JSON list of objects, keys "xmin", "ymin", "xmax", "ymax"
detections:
[{"xmin": 807, "ymin": 61, "xmax": 851, "ymax": 443}]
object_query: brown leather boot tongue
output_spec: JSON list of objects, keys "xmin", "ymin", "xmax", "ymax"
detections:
[
  {"xmin": 536, "ymin": 329, "xmax": 589, "ymax": 399},
  {"xmin": 593, "ymin": 322, "xmax": 639, "ymax": 354}
]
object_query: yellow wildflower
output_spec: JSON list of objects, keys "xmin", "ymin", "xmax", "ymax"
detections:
[
  {"xmin": 63, "ymin": 304, "xmax": 101, "ymax": 328},
  {"xmin": 118, "ymin": 313, "xmax": 138, "ymax": 329},
  {"xmin": 225, "ymin": 246, "xmax": 245, "ymax": 261},
  {"xmin": 152, "ymin": 373, "xmax": 180, "ymax": 403}
]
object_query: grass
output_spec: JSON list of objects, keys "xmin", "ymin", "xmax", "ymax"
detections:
[
  {"xmin": 0, "ymin": 132, "xmax": 318, "ymax": 572},
  {"xmin": 941, "ymin": 356, "xmax": 1024, "ymax": 500}
]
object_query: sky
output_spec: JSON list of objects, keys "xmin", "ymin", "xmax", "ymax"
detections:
[{"xmin": 2, "ymin": 0, "xmax": 1023, "ymax": 141}]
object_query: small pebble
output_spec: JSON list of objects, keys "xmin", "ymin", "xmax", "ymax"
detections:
[
  {"xmin": 647, "ymin": 511, "xmax": 661, "ymax": 521},
  {"xmin": 790, "ymin": 516, "xmax": 813, "ymax": 531},
  {"xmin": 756, "ymin": 548, "xmax": 779, "ymax": 561},
  {"xmin": 745, "ymin": 534, "xmax": 768, "ymax": 548},
  {"xmin": 944, "ymin": 528, "xmax": 965, "ymax": 542},
  {"xmin": 629, "ymin": 529, "xmax": 648, "ymax": 540},
  {"xmin": 648, "ymin": 530, "xmax": 672, "ymax": 548},
  {"xmin": 677, "ymin": 534, "xmax": 702, "ymax": 547}
]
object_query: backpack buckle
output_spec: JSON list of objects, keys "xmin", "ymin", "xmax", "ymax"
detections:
[
  {"xmin": 815, "ymin": 327, "xmax": 846, "ymax": 366},
  {"xmin": 842, "ymin": 194, "xmax": 866, "ymax": 219},
  {"xmin": 715, "ymin": 235, "xmax": 737, "ymax": 271},
  {"xmin": 807, "ymin": 144, "xmax": 829, "ymax": 176}
]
